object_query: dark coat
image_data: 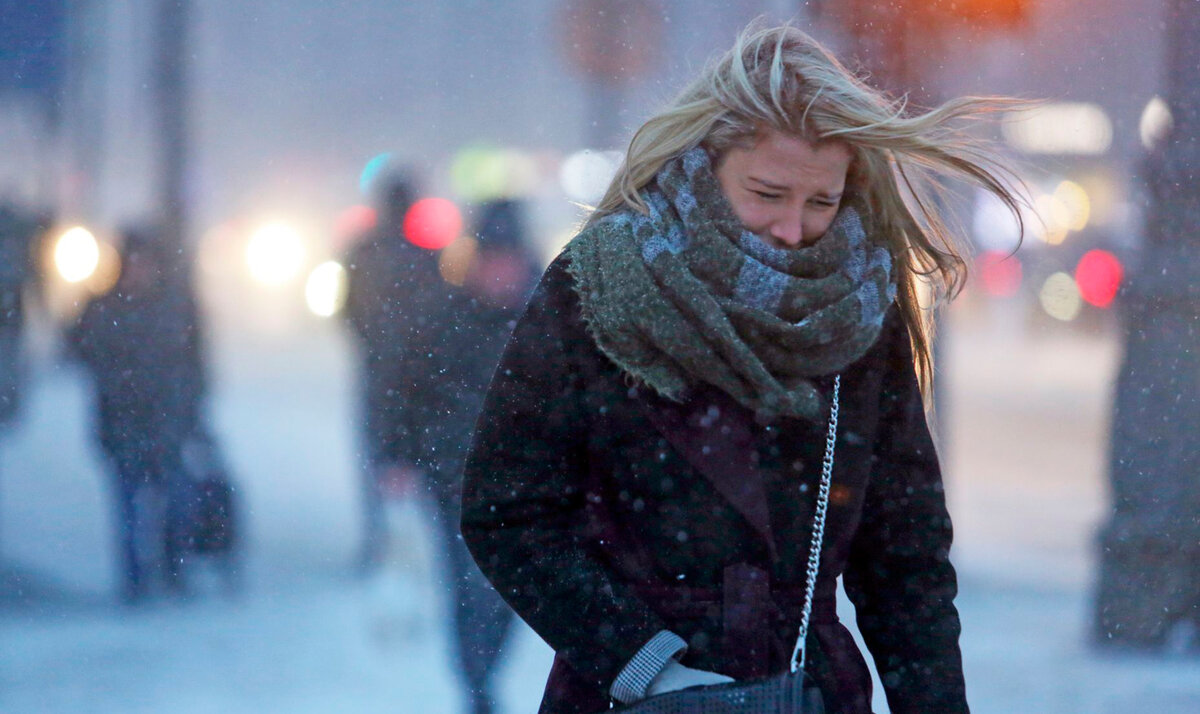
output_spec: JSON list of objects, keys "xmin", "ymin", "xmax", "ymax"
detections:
[
  {"xmin": 70, "ymin": 277, "xmax": 205, "ymax": 462},
  {"xmin": 0, "ymin": 203, "xmax": 42, "ymax": 427},
  {"xmin": 343, "ymin": 224, "xmax": 447, "ymax": 468},
  {"xmin": 343, "ymin": 223, "xmax": 537, "ymax": 486},
  {"xmin": 461, "ymin": 254, "xmax": 967, "ymax": 714}
]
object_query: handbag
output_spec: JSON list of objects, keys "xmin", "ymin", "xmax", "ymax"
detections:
[
  {"xmin": 614, "ymin": 376, "xmax": 842, "ymax": 714},
  {"xmin": 179, "ymin": 429, "xmax": 239, "ymax": 555}
]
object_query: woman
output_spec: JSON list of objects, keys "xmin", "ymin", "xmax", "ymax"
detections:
[{"xmin": 461, "ymin": 23, "xmax": 1024, "ymax": 714}]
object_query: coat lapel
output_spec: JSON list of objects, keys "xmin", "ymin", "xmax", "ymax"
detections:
[{"xmin": 639, "ymin": 387, "xmax": 779, "ymax": 561}]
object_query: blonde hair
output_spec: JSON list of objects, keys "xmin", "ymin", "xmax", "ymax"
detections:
[{"xmin": 590, "ymin": 22, "xmax": 1027, "ymax": 394}]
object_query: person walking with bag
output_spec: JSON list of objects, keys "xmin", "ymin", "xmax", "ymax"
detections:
[
  {"xmin": 70, "ymin": 225, "xmax": 209, "ymax": 602},
  {"xmin": 461, "ymin": 23, "xmax": 1025, "ymax": 714}
]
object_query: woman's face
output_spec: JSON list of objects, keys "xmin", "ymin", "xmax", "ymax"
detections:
[{"xmin": 714, "ymin": 128, "xmax": 853, "ymax": 249}]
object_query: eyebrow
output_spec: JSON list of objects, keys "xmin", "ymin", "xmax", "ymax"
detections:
[
  {"xmin": 748, "ymin": 176, "xmax": 789, "ymax": 191},
  {"xmin": 748, "ymin": 176, "xmax": 843, "ymax": 199}
]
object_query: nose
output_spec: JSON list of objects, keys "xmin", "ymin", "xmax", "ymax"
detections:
[{"xmin": 769, "ymin": 211, "xmax": 804, "ymax": 247}]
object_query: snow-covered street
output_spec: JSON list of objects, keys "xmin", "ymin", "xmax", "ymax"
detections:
[{"xmin": 3, "ymin": 305, "xmax": 1199, "ymax": 713}]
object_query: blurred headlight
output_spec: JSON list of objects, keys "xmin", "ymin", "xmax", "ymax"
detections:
[
  {"xmin": 54, "ymin": 227, "xmax": 100, "ymax": 283},
  {"xmin": 246, "ymin": 222, "xmax": 306, "ymax": 286},
  {"xmin": 305, "ymin": 260, "xmax": 347, "ymax": 317}
]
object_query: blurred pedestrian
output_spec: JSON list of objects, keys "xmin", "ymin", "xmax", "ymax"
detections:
[
  {"xmin": 426, "ymin": 199, "xmax": 537, "ymax": 714},
  {"xmin": 461, "ymin": 23, "xmax": 1027, "ymax": 714},
  {"xmin": 0, "ymin": 200, "xmax": 43, "ymax": 432},
  {"xmin": 1093, "ymin": 0, "xmax": 1200, "ymax": 654},
  {"xmin": 0, "ymin": 200, "xmax": 44, "ymax": 553},
  {"xmin": 344, "ymin": 183, "xmax": 538, "ymax": 714},
  {"xmin": 69, "ymin": 224, "xmax": 208, "ymax": 603},
  {"xmin": 341, "ymin": 172, "xmax": 444, "ymax": 571}
]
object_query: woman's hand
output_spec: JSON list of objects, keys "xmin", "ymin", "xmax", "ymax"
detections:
[{"xmin": 644, "ymin": 660, "xmax": 735, "ymax": 696}]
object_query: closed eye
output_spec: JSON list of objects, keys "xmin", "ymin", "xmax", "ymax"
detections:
[{"xmin": 752, "ymin": 190, "xmax": 782, "ymax": 200}]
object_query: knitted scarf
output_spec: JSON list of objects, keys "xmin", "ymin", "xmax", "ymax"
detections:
[{"xmin": 566, "ymin": 146, "xmax": 897, "ymax": 422}]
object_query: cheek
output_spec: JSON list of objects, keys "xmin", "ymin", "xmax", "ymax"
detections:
[
  {"xmin": 726, "ymin": 197, "xmax": 768, "ymax": 232},
  {"xmin": 805, "ymin": 212, "xmax": 837, "ymax": 241}
]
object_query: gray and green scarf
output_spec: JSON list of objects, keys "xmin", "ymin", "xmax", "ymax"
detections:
[{"xmin": 566, "ymin": 146, "xmax": 897, "ymax": 422}]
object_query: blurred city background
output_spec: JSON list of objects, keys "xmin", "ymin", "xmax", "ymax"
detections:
[{"xmin": 1, "ymin": 0, "xmax": 1198, "ymax": 712}]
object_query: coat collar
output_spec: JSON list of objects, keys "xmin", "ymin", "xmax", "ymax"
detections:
[{"xmin": 639, "ymin": 386, "xmax": 779, "ymax": 562}]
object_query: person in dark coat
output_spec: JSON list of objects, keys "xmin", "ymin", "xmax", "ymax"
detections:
[
  {"xmin": 69, "ymin": 224, "xmax": 208, "ymax": 602},
  {"xmin": 0, "ymin": 201, "xmax": 44, "ymax": 551},
  {"xmin": 417, "ymin": 199, "xmax": 539, "ymax": 714},
  {"xmin": 0, "ymin": 201, "xmax": 44, "ymax": 430},
  {"xmin": 344, "ymin": 186, "xmax": 539, "ymax": 714},
  {"xmin": 342, "ymin": 172, "xmax": 446, "ymax": 569},
  {"xmin": 460, "ymin": 24, "xmax": 1027, "ymax": 714}
]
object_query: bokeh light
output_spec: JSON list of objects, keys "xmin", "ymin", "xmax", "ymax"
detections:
[
  {"xmin": 1002, "ymin": 103, "xmax": 1112, "ymax": 155},
  {"xmin": 1139, "ymin": 96, "xmax": 1173, "ymax": 150},
  {"xmin": 1075, "ymin": 249, "xmax": 1123, "ymax": 308},
  {"xmin": 359, "ymin": 152, "xmax": 394, "ymax": 196},
  {"xmin": 404, "ymin": 198, "xmax": 462, "ymax": 250},
  {"xmin": 1039, "ymin": 272, "xmax": 1082, "ymax": 321},
  {"xmin": 451, "ymin": 146, "xmax": 510, "ymax": 202},
  {"xmin": 54, "ymin": 226, "xmax": 101, "ymax": 283},
  {"xmin": 89, "ymin": 240, "xmax": 122, "ymax": 295},
  {"xmin": 449, "ymin": 146, "xmax": 544, "ymax": 202},
  {"xmin": 246, "ymin": 222, "xmax": 306, "ymax": 286},
  {"xmin": 1032, "ymin": 193, "xmax": 1072, "ymax": 245},
  {"xmin": 438, "ymin": 235, "xmax": 478, "ymax": 286},
  {"xmin": 972, "ymin": 189, "xmax": 1023, "ymax": 252},
  {"xmin": 1029, "ymin": 180, "xmax": 1091, "ymax": 245},
  {"xmin": 305, "ymin": 260, "xmax": 348, "ymax": 317},
  {"xmin": 977, "ymin": 251, "xmax": 1022, "ymax": 298},
  {"xmin": 1074, "ymin": 174, "xmax": 1119, "ymax": 228},
  {"xmin": 1053, "ymin": 180, "xmax": 1091, "ymax": 232},
  {"xmin": 560, "ymin": 149, "xmax": 623, "ymax": 204}
]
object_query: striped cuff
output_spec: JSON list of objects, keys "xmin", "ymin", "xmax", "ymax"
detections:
[{"xmin": 609, "ymin": 630, "xmax": 689, "ymax": 704}]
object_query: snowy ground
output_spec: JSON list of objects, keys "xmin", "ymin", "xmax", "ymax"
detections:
[{"xmin": 2, "ymin": 303, "xmax": 1198, "ymax": 714}]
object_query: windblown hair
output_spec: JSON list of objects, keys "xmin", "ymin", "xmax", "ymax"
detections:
[{"xmin": 589, "ymin": 22, "xmax": 1027, "ymax": 395}]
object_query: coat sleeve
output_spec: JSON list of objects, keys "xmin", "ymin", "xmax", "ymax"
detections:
[
  {"xmin": 842, "ymin": 310, "xmax": 969, "ymax": 713},
  {"xmin": 460, "ymin": 257, "xmax": 670, "ymax": 693}
]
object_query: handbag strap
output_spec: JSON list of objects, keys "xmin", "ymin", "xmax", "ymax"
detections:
[{"xmin": 789, "ymin": 374, "xmax": 840, "ymax": 674}]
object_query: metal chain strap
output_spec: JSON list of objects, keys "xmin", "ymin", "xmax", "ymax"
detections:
[{"xmin": 790, "ymin": 374, "xmax": 840, "ymax": 674}]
